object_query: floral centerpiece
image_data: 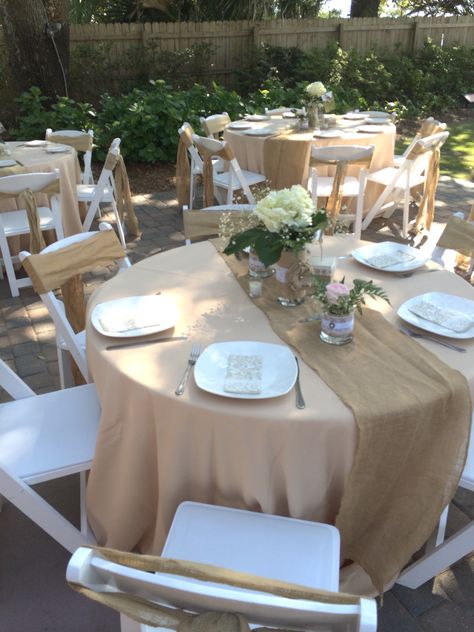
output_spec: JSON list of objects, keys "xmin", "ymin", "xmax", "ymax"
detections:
[
  {"xmin": 303, "ymin": 81, "xmax": 335, "ymax": 128},
  {"xmin": 313, "ymin": 278, "xmax": 390, "ymax": 345},
  {"xmin": 223, "ymin": 185, "xmax": 326, "ymax": 267}
]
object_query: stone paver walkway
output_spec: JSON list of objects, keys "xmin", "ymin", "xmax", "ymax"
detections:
[{"xmin": 1, "ymin": 178, "xmax": 473, "ymax": 631}]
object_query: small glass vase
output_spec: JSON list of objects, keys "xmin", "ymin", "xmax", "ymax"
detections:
[
  {"xmin": 248, "ymin": 248, "xmax": 274, "ymax": 279},
  {"xmin": 320, "ymin": 310, "xmax": 355, "ymax": 345},
  {"xmin": 274, "ymin": 250, "xmax": 307, "ymax": 307},
  {"xmin": 307, "ymin": 103, "xmax": 324, "ymax": 130}
]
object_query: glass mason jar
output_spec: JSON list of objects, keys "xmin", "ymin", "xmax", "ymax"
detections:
[
  {"xmin": 320, "ymin": 310, "xmax": 355, "ymax": 345},
  {"xmin": 274, "ymin": 250, "xmax": 306, "ymax": 307},
  {"xmin": 248, "ymin": 248, "xmax": 274, "ymax": 279}
]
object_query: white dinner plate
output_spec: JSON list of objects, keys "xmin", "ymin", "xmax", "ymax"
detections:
[
  {"xmin": 313, "ymin": 129, "xmax": 344, "ymax": 138},
  {"xmin": 45, "ymin": 144, "xmax": 71, "ymax": 153},
  {"xmin": 366, "ymin": 117, "xmax": 391, "ymax": 125},
  {"xmin": 356, "ymin": 125, "xmax": 391, "ymax": 134},
  {"xmin": 194, "ymin": 341, "xmax": 297, "ymax": 399},
  {"xmin": 398, "ymin": 292, "xmax": 474, "ymax": 339},
  {"xmin": 343, "ymin": 112, "xmax": 366, "ymax": 120},
  {"xmin": 244, "ymin": 128, "xmax": 277, "ymax": 137},
  {"xmin": 91, "ymin": 295, "xmax": 178, "ymax": 338},
  {"xmin": 352, "ymin": 241, "xmax": 430, "ymax": 272},
  {"xmin": 282, "ymin": 111, "xmax": 297, "ymax": 118},
  {"xmin": 245, "ymin": 114, "xmax": 270, "ymax": 122},
  {"xmin": 359, "ymin": 111, "xmax": 391, "ymax": 118},
  {"xmin": 0, "ymin": 159, "xmax": 17, "ymax": 167},
  {"xmin": 24, "ymin": 140, "xmax": 48, "ymax": 147},
  {"xmin": 228, "ymin": 121, "xmax": 252, "ymax": 130}
]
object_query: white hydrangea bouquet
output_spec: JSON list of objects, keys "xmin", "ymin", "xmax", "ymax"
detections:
[
  {"xmin": 223, "ymin": 185, "xmax": 327, "ymax": 267},
  {"xmin": 304, "ymin": 81, "xmax": 335, "ymax": 113}
]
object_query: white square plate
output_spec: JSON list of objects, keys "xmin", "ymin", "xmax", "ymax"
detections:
[
  {"xmin": 356, "ymin": 125, "xmax": 391, "ymax": 134},
  {"xmin": 91, "ymin": 295, "xmax": 178, "ymax": 338},
  {"xmin": 366, "ymin": 117, "xmax": 391, "ymax": 125},
  {"xmin": 45, "ymin": 144, "xmax": 71, "ymax": 153},
  {"xmin": 194, "ymin": 341, "xmax": 297, "ymax": 399},
  {"xmin": 352, "ymin": 241, "xmax": 430, "ymax": 272},
  {"xmin": 245, "ymin": 114, "xmax": 270, "ymax": 122},
  {"xmin": 228, "ymin": 121, "xmax": 252, "ymax": 130},
  {"xmin": 314, "ymin": 130, "xmax": 344, "ymax": 138},
  {"xmin": 398, "ymin": 292, "xmax": 474, "ymax": 339},
  {"xmin": 359, "ymin": 111, "xmax": 391, "ymax": 118},
  {"xmin": 244, "ymin": 128, "xmax": 277, "ymax": 137},
  {"xmin": 24, "ymin": 140, "xmax": 48, "ymax": 147}
]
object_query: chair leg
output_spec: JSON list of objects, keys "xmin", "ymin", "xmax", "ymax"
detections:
[
  {"xmin": 0, "ymin": 232, "xmax": 19, "ymax": 297},
  {"xmin": 111, "ymin": 199, "xmax": 127, "ymax": 248},
  {"xmin": 402, "ymin": 187, "xmax": 410, "ymax": 239},
  {"xmin": 57, "ymin": 346, "xmax": 74, "ymax": 389}
]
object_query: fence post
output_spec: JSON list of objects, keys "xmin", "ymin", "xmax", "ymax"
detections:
[
  {"xmin": 337, "ymin": 21, "xmax": 345, "ymax": 49},
  {"xmin": 252, "ymin": 23, "xmax": 260, "ymax": 49},
  {"xmin": 411, "ymin": 20, "xmax": 419, "ymax": 54}
]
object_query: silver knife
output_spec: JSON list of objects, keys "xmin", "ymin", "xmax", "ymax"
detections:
[
  {"xmin": 106, "ymin": 336, "xmax": 187, "ymax": 350},
  {"xmin": 294, "ymin": 356, "xmax": 306, "ymax": 409}
]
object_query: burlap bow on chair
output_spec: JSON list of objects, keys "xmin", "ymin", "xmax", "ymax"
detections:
[
  {"xmin": 104, "ymin": 151, "xmax": 141, "ymax": 239},
  {"xmin": 0, "ymin": 180, "xmax": 61, "ymax": 253},
  {"xmin": 176, "ymin": 126, "xmax": 193, "ymax": 207},
  {"xmin": 45, "ymin": 132, "xmax": 93, "ymax": 153},
  {"xmin": 193, "ymin": 139, "xmax": 235, "ymax": 208},
  {"xmin": 69, "ymin": 545, "xmax": 360, "ymax": 631}
]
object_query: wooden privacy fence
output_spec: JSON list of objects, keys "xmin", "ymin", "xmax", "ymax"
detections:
[{"xmin": 1, "ymin": 16, "xmax": 474, "ymax": 85}]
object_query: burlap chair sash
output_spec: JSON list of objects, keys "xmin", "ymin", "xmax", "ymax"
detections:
[
  {"xmin": 69, "ymin": 545, "xmax": 360, "ymax": 631},
  {"xmin": 46, "ymin": 133, "xmax": 93, "ymax": 152},
  {"xmin": 176, "ymin": 127, "xmax": 193, "ymax": 206},
  {"xmin": 0, "ymin": 180, "xmax": 60, "ymax": 254},
  {"xmin": 193, "ymin": 139, "xmax": 234, "ymax": 207},
  {"xmin": 21, "ymin": 229, "xmax": 126, "ymax": 294},
  {"xmin": 183, "ymin": 209, "xmax": 248, "ymax": 241},
  {"xmin": 263, "ymin": 134, "xmax": 312, "ymax": 191},
  {"xmin": 437, "ymin": 215, "xmax": 474, "ymax": 258},
  {"xmin": 103, "ymin": 151, "xmax": 141, "ymax": 238}
]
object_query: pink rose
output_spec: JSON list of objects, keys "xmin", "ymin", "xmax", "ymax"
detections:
[{"xmin": 325, "ymin": 282, "xmax": 350, "ymax": 304}]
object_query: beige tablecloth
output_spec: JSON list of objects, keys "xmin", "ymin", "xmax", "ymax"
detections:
[
  {"xmin": 85, "ymin": 238, "xmax": 474, "ymax": 594},
  {"xmin": 224, "ymin": 116, "xmax": 395, "ymax": 210},
  {"xmin": 0, "ymin": 141, "xmax": 83, "ymax": 236}
]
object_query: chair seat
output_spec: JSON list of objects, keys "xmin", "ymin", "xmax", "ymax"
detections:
[
  {"xmin": 2, "ymin": 207, "xmax": 56, "ymax": 237},
  {"xmin": 0, "ymin": 383, "xmax": 99, "ymax": 484},
  {"xmin": 77, "ymin": 184, "xmax": 114, "ymax": 202},
  {"xmin": 214, "ymin": 169, "xmax": 266, "ymax": 191},
  {"xmin": 308, "ymin": 176, "xmax": 360, "ymax": 198},
  {"xmin": 367, "ymin": 167, "xmax": 426, "ymax": 189}
]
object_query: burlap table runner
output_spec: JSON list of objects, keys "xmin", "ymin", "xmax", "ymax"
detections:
[
  {"xmin": 219, "ymin": 248, "xmax": 472, "ymax": 594},
  {"xmin": 263, "ymin": 133, "xmax": 312, "ymax": 190},
  {"xmin": 69, "ymin": 545, "xmax": 361, "ymax": 630}
]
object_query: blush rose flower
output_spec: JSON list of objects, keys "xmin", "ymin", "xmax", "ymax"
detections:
[{"xmin": 325, "ymin": 282, "xmax": 350, "ymax": 304}]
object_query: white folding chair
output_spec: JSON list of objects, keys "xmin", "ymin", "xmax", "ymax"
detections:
[
  {"xmin": 0, "ymin": 358, "xmax": 99, "ymax": 552},
  {"xmin": 45, "ymin": 128, "xmax": 94, "ymax": 184},
  {"xmin": 200, "ymin": 112, "xmax": 230, "ymax": 138},
  {"xmin": 19, "ymin": 223, "xmax": 131, "ymax": 387},
  {"xmin": 192, "ymin": 134, "xmax": 266, "ymax": 205},
  {"xmin": 361, "ymin": 131, "xmax": 449, "ymax": 238},
  {"xmin": 182, "ymin": 203, "xmax": 255, "ymax": 245},
  {"xmin": 0, "ymin": 170, "xmax": 64, "ymax": 297},
  {"xmin": 78, "ymin": 138, "xmax": 126, "ymax": 247},
  {"xmin": 393, "ymin": 118, "xmax": 446, "ymax": 168},
  {"xmin": 397, "ymin": 411, "xmax": 474, "ymax": 589},
  {"xmin": 308, "ymin": 145, "xmax": 374, "ymax": 239},
  {"xmin": 67, "ymin": 501, "xmax": 378, "ymax": 632}
]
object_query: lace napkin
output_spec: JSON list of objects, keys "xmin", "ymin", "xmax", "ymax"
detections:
[
  {"xmin": 224, "ymin": 354, "xmax": 262, "ymax": 394},
  {"xmin": 98, "ymin": 311, "xmax": 162, "ymax": 334},
  {"xmin": 408, "ymin": 299, "xmax": 474, "ymax": 333},
  {"xmin": 365, "ymin": 250, "xmax": 415, "ymax": 268}
]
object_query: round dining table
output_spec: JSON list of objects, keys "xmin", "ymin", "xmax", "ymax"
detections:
[
  {"xmin": 0, "ymin": 140, "xmax": 83, "ymax": 235},
  {"xmin": 85, "ymin": 237, "xmax": 474, "ymax": 594}
]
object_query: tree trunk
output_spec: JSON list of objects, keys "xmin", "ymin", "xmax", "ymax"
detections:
[
  {"xmin": 0, "ymin": 0, "xmax": 69, "ymax": 99},
  {"xmin": 350, "ymin": 0, "xmax": 381, "ymax": 17}
]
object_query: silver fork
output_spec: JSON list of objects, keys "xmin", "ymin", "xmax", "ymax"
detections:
[
  {"xmin": 399, "ymin": 325, "xmax": 466, "ymax": 353},
  {"xmin": 175, "ymin": 344, "xmax": 201, "ymax": 395}
]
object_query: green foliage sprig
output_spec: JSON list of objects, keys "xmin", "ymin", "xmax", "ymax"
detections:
[{"xmin": 313, "ymin": 278, "xmax": 390, "ymax": 316}]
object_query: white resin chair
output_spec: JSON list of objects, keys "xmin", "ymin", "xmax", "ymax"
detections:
[
  {"xmin": 361, "ymin": 131, "xmax": 449, "ymax": 238},
  {"xmin": 19, "ymin": 223, "xmax": 130, "ymax": 387},
  {"xmin": 0, "ymin": 170, "xmax": 64, "ymax": 297},
  {"xmin": 200, "ymin": 112, "xmax": 230, "ymax": 138},
  {"xmin": 397, "ymin": 411, "xmax": 474, "ymax": 589},
  {"xmin": 0, "ymin": 358, "xmax": 99, "ymax": 552},
  {"xmin": 78, "ymin": 138, "xmax": 126, "ymax": 247},
  {"xmin": 192, "ymin": 134, "xmax": 266, "ymax": 205},
  {"xmin": 308, "ymin": 144, "xmax": 374, "ymax": 239},
  {"xmin": 45, "ymin": 128, "xmax": 94, "ymax": 184},
  {"xmin": 67, "ymin": 501, "xmax": 378, "ymax": 632},
  {"xmin": 393, "ymin": 118, "xmax": 446, "ymax": 168}
]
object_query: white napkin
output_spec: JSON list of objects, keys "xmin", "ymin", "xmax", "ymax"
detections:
[
  {"xmin": 98, "ymin": 310, "xmax": 161, "ymax": 334},
  {"xmin": 408, "ymin": 299, "xmax": 474, "ymax": 333},
  {"xmin": 366, "ymin": 250, "xmax": 415, "ymax": 268},
  {"xmin": 224, "ymin": 354, "xmax": 262, "ymax": 394}
]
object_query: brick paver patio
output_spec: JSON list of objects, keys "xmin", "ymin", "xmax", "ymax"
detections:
[{"xmin": 1, "ymin": 177, "xmax": 473, "ymax": 631}]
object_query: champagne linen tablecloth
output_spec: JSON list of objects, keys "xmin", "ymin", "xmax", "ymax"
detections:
[
  {"xmin": 85, "ymin": 238, "xmax": 474, "ymax": 594},
  {"xmin": 0, "ymin": 141, "xmax": 83, "ymax": 235}
]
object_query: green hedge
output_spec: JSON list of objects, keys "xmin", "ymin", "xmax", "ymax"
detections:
[{"xmin": 10, "ymin": 41, "xmax": 474, "ymax": 165}]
